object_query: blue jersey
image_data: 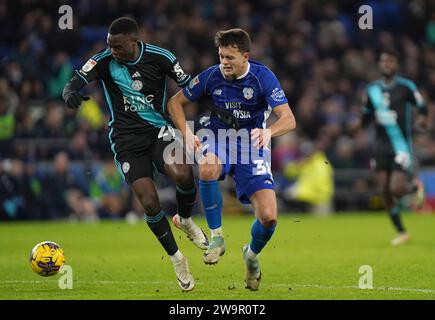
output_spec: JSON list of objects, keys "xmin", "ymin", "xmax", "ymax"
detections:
[
  {"xmin": 183, "ymin": 61, "xmax": 286, "ymax": 204},
  {"xmin": 183, "ymin": 60, "xmax": 288, "ymax": 131}
]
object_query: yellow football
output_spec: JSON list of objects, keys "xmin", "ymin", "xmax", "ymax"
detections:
[{"xmin": 29, "ymin": 241, "xmax": 65, "ymax": 276}]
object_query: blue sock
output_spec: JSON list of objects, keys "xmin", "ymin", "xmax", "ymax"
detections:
[
  {"xmin": 199, "ymin": 179, "xmax": 222, "ymax": 230},
  {"xmin": 249, "ymin": 219, "xmax": 276, "ymax": 254}
]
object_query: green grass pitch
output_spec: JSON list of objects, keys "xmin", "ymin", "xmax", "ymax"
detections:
[{"xmin": 1, "ymin": 212, "xmax": 435, "ymax": 300}]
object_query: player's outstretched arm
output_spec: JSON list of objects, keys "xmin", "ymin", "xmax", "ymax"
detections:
[
  {"xmin": 251, "ymin": 103, "xmax": 296, "ymax": 148},
  {"xmin": 251, "ymin": 103, "xmax": 295, "ymax": 149},
  {"xmin": 62, "ymin": 75, "xmax": 90, "ymax": 109},
  {"xmin": 348, "ymin": 90, "xmax": 373, "ymax": 134},
  {"xmin": 167, "ymin": 90, "xmax": 201, "ymax": 153},
  {"xmin": 167, "ymin": 90, "xmax": 190, "ymax": 137},
  {"xmin": 411, "ymin": 86, "xmax": 429, "ymax": 130},
  {"xmin": 416, "ymin": 114, "xmax": 429, "ymax": 130},
  {"xmin": 269, "ymin": 103, "xmax": 296, "ymax": 136}
]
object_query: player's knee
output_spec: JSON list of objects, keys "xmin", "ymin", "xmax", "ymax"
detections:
[
  {"xmin": 390, "ymin": 184, "xmax": 406, "ymax": 198},
  {"xmin": 259, "ymin": 216, "xmax": 277, "ymax": 228},
  {"xmin": 136, "ymin": 192, "xmax": 160, "ymax": 216},
  {"xmin": 257, "ymin": 210, "xmax": 277, "ymax": 227},
  {"xmin": 171, "ymin": 165, "xmax": 193, "ymax": 186},
  {"xmin": 199, "ymin": 163, "xmax": 220, "ymax": 180},
  {"xmin": 383, "ymin": 185, "xmax": 396, "ymax": 198},
  {"xmin": 144, "ymin": 203, "xmax": 161, "ymax": 216}
]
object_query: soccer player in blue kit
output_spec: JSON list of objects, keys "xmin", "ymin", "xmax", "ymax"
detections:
[{"xmin": 168, "ymin": 28, "xmax": 296, "ymax": 290}]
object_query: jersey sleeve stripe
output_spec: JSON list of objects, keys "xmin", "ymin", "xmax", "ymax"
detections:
[
  {"xmin": 75, "ymin": 70, "xmax": 89, "ymax": 84},
  {"xmin": 177, "ymin": 74, "xmax": 191, "ymax": 87},
  {"xmin": 146, "ymin": 44, "xmax": 176, "ymax": 61},
  {"xmin": 145, "ymin": 48, "xmax": 176, "ymax": 63},
  {"xmin": 396, "ymin": 77, "xmax": 417, "ymax": 91},
  {"xmin": 396, "ymin": 77, "xmax": 426, "ymax": 109},
  {"xmin": 93, "ymin": 51, "xmax": 112, "ymax": 62},
  {"xmin": 92, "ymin": 48, "xmax": 111, "ymax": 61}
]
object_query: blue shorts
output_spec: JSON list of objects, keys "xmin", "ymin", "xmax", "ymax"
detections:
[{"xmin": 200, "ymin": 134, "xmax": 275, "ymax": 204}]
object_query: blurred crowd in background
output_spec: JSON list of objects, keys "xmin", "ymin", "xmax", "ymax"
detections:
[{"xmin": 1, "ymin": 0, "xmax": 435, "ymax": 220}]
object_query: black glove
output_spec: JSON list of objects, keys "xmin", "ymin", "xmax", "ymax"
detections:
[
  {"xmin": 213, "ymin": 110, "xmax": 240, "ymax": 130},
  {"xmin": 199, "ymin": 96, "xmax": 240, "ymax": 130},
  {"xmin": 65, "ymin": 91, "xmax": 90, "ymax": 109}
]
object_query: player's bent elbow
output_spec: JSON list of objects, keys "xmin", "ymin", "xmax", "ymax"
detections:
[
  {"xmin": 278, "ymin": 108, "xmax": 296, "ymax": 132},
  {"xmin": 289, "ymin": 118, "xmax": 296, "ymax": 131},
  {"xmin": 167, "ymin": 96, "xmax": 175, "ymax": 109},
  {"xmin": 286, "ymin": 115, "xmax": 296, "ymax": 131},
  {"xmin": 167, "ymin": 97, "xmax": 177, "ymax": 115},
  {"xmin": 167, "ymin": 95, "xmax": 183, "ymax": 113}
]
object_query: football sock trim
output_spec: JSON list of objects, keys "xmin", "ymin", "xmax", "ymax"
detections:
[{"xmin": 250, "ymin": 219, "xmax": 276, "ymax": 254}]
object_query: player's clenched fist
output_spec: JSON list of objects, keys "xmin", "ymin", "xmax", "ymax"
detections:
[
  {"xmin": 63, "ymin": 91, "xmax": 90, "ymax": 109},
  {"xmin": 251, "ymin": 128, "xmax": 272, "ymax": 149},
  {"xmin": 185, "ymin": 134, "xmax": 202, "ymax": 158}
]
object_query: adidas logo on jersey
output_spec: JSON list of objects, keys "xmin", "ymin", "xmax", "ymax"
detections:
[{"xmin": 132, "ymin": 71, "xmax": 141, "ymax": 78}]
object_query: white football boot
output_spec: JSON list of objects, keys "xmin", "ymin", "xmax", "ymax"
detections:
[
  {"xmin": 203, "ymin": 235, "xmax": 226, "ymax": 265},
  {"xmin": 172, "ymin": 256, "xmax": 195, "ymax": 292},
  {"xmin": 172, "ymin": 214, "xmax": 209, "ymax": 250},
  {"xmin": 242, "ymin": 244, "xmax": 261, "ymax": 291}
]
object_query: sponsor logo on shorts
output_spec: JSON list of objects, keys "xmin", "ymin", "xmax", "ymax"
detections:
[{"xmin": 122, "ymin": 162, "xmax": 130, "ymax": 174}]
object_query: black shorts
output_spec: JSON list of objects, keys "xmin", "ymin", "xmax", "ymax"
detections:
[
  {"xmin": 371, "ymin": 151, "xmax": 411, "ymax": 174},
  {"xmin": 111, "ymin": 126, "xmax": 179, "ymax": 185}
]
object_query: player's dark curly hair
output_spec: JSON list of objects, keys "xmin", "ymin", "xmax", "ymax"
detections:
[
  {"xmin": 380, "ymin": 48, "xmax": 400, "ymax": 60},
  {"xmin": 109, "ymin": 17, "xmax": 139, "ymax": 35},
  {"xmin": 215, "ymin": 28, "xmax": 251, "ymax": 53}
]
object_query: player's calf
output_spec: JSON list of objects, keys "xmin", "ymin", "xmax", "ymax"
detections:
[{"xmin": 198, "ymin": 164, "xmax": 221, "ymax": 180}]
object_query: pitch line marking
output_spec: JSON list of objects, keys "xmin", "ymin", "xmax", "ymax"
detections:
[
  {"xmin": 272, "ymin": 283, "xmax": 435, "ymax": 294},
  {"xmin": 2, "ymin": 280, "xmax": 435, "ymax": 294}
]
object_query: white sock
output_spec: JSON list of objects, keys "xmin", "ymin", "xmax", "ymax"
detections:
[
  {"xmin": 210, "ymin": 227, "xmax": 223, "ymax": 238},
  {"xmin": 179, "ymin": 216, "xmax": 192, "ymax": 226},
  {"xmin": 246, "ymin": 246, "xmax": 257, "ymax": 261},
  {"xmin": 169, "ymin": 250, "xmax": 183, "ymax": 263}
]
